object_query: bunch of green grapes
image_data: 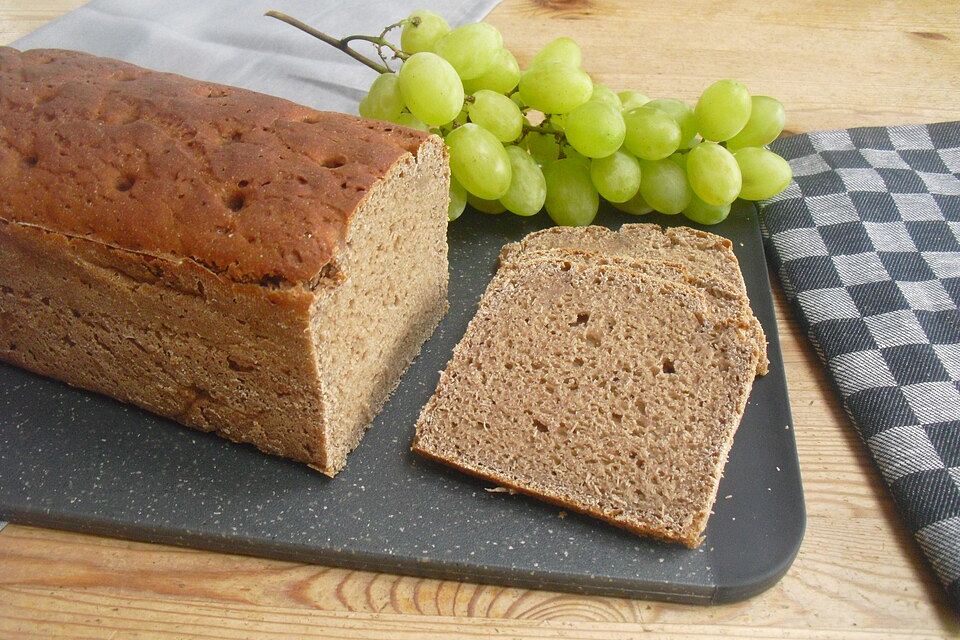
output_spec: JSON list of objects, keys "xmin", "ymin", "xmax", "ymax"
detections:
[{"xmin": 357, "ymin": 10, "xmax": 792, "ymax": 226}]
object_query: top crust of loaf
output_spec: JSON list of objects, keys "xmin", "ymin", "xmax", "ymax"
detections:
[{"xmin": 0, "ymin": 47, "xmax": 434, "ymax": 287}]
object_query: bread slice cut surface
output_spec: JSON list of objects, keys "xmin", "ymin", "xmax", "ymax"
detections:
[{"xmin": 413, "ymin": 257, "xmax": 759, "ymax": 547}]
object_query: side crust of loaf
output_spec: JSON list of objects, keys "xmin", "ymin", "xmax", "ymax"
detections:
[{"xmin": 0, "ymin": 217, "xmax": 332, "ymax": 467}]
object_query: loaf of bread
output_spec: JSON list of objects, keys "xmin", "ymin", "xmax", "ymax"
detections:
[
  {"xmin": 412, "ymin": 254, "xmax": 760, "ymax": 547},
  {"xmin": 0, "ymin": 48, "xmax": 449, "ymax": 475}
]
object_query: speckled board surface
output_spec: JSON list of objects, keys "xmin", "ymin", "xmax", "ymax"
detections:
[{"xmin": 0, "ymin": 204, "xmax": 804, "ymax": 604}]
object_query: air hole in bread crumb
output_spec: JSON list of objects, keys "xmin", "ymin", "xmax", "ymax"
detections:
[
  {"xmin": 23, "ymin": 155, "xmax": 38, "ymax": 167},
  {"xmin": 115, "ymin": 175, "xmax": 135, "ymax": 192},
  {"xmin": 585, "ymin": 328, "xmax": 602, "ymax": 346},
  {"xmin": 237, "ymin": 179, "xmax": 249, "ymax": 188},
  {"xmin": 296, "ymin": 176, "xmax": 308, "ymax": 185},
  {"xmin": 225, "ymin": 191, "xmax": 245, "ymax": 212},
  {"xmin": 560, "ymin": 261, "xmax": 572, "ymax": 271},
  {"xmin": 571, "ymin": 312, "xmax": 589, "ymax": 326},
  {"xmin": 572, "ymin": 357, "xmax": 584, "ymax": 367},
  {"xmin": 229, "ymin": 131, "xmax": 243, "ymax": 142},
  {"xmin": 662, "ymin": 358, "xmax": 675, "ymax": 374},
  {"xmin": 533, "ymin": 419, "xmax": 549, "ymax": 433},
  {"xmin": 612, "ymin": 412, "xmax": 623, "ymax": 424},
  {"xmin": 323, "ymin": 155, "xmax": 347, "ymax": 169}
]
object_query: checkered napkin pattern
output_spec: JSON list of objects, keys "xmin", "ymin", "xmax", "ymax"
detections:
[{"xmin": 760, "ymin": 122, "xmax": 960, "ymax": 609}]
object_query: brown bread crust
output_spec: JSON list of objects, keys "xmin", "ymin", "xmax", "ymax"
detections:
[{"xmin": 0, "ymin": 47, "xmax": 430, "ymax": 287}]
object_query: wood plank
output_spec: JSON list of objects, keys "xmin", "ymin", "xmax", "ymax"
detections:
[{"xmin": 1, "ymin": 0, "xmax": 959, "ymax": 638}]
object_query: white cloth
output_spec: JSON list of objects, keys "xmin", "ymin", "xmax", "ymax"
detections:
[{"xmin": 13, "ymin": 0, "xmax": 500, "ymax": 113}]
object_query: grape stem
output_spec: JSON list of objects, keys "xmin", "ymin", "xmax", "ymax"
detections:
[
  {"xmin": 341, "ymin": 35, "xmax": 409, "ymax": 62},
  {"xmin": 522, "ymin": 123, "xmax": 559, "ymax": 136},
  {"xmin": 265, "ymin": 11, "xmax": 394, "ymax": 74},
  {"xmin": 374, "ymin": 19, "xmax": 411, "ymax": 67}
]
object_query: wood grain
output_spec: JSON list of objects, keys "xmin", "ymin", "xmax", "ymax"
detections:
[{"xmin": 1, "ymin": 0, "xmax": 960, "ymax": 638}]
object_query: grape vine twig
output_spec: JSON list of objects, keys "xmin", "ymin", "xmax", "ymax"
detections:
[{"xmin": 265, "ymin": 11, "xmax": 394, "ymax": 74}]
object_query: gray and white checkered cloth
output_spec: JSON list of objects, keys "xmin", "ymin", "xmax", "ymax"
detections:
[{"xmin": 761, "ymin": 122, "xmax": 960, "ymax": 609}]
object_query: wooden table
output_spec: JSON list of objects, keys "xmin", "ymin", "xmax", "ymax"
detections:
[{"xmin": 1, "ymin": 1, "xmax": 958, "ymax": 637}]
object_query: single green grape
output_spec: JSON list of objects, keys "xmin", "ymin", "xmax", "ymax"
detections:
[
  {"xmin": 618, "ymin": 90, "xmax": 650, "ymax": 111},
  {"xmin": 467, "ymin": 89, "xmax": 523, "ymax": 142},
  {"xmin": 359, "ymin": 73, "xmax": 405, "ymax": 122},
  {"xmin": 589, "ymin": 84, "xmax": 622, "ymax": 110},
  {"xmin": 445, "ymin": 123, "xmax": 512, "ymax": 200},
  {"xmin": 518, "ymin": 62, "xmax": 593, "ymax": 114},
  {"xmin": 397, "ymin": 52, "xmax": 464, "ymax": 126},
  {"xmin": 543, "ymin": 158, "xmax": 599, "ymax": 226},
  {"xmin": 734, "ymin": 147, "xmax": 793, "ymax": 200},
  {"xmin": 725, "ymin": 96, "xmax": 786, "ymax": 150},
  {"xmin": 434, "ymin": 23, "xmax": 503, "ymax": 80},
  {"xmin": 645, "ymin": 98, "xmax": 698, "ymax": 148},
  {"xmin": 590, "ymin": 150, "xmax": 641, "ymax": 203},
  {"xmin": 694, "ymin": 79, "xmax": 751, "ymax": 142},
  {"xmin": 638, "ymin": 158, "xmax": 692, "ymax": 215},
  {"xmin": 612, "ymin": 189, "xmax": 653, "ymax": 216},
  {"xmin": 467, "ymin": 192, "xmax": 507, "ymax": 214},
  {"xmin": 501, "ymin": 146, "xmax": 546, "ymax": 216},
  {"xmin": 531, "ymin": 36, "xmax": 581, "ymax": 67},
  {"xmin": 682, "ymin": 193, "xmax": 730, "ymax": 225},
  {"xmin": 564, "ymin": 101, "xmax": 625, "ymax": 158},
  {"xmin": 524, "ymin": 131, "xmax": 561, "ymax": 165},
  {"xmin": 448, "ymin": 176, "xmax": 467, "ymax": 221},
  {"xmin": 463, "ymin": 49, "xmax": 521, "ymax": 94},
  {"xmin": 686, "ymin": 142, "xmax": 742, "ymax": 205},
  {"xmin": 622, "ymin": 106, "xmax": 682, "ymax": 160},
  {"xmin": 392, "ymin": 111, "xmax": 429, "ymax": 131},
  {"xmin": 400, "ymin": 10, "xmax": 450, "ymax": 54}
]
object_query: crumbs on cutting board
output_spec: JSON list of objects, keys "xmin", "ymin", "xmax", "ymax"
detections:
[{"xmin": 485, "ymin": 486, "xmax": 517, "ymax": 494}]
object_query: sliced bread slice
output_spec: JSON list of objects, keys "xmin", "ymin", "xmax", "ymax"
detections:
[
  {"xmin": 412, "ymin": 257, "xmax": 760, "ymax": 547},
  {"xmin": 499, "ymin": 224, "xmax": 768, "ymax": 375}
]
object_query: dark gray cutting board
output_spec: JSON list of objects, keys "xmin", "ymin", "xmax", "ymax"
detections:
[{"xmin": 0, "ymin": 203, "xmax": 804, "ymax": 604}]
